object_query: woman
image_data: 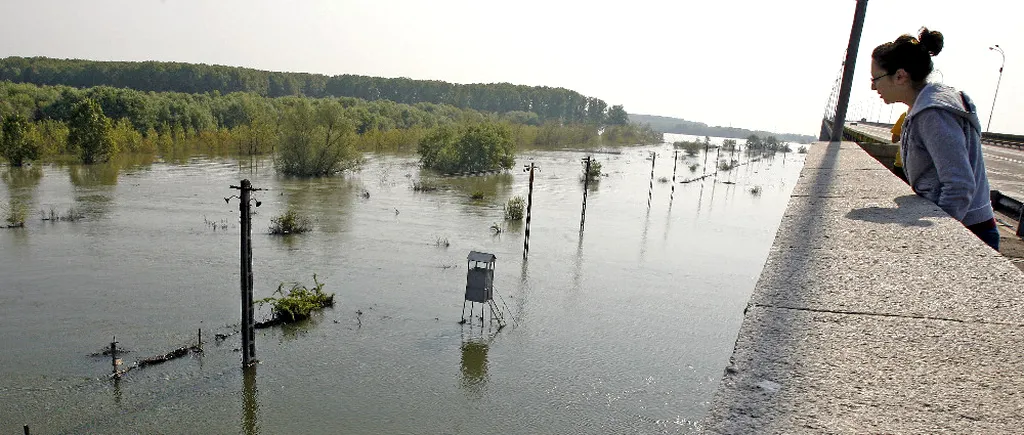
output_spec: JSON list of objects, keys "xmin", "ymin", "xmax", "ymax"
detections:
[{"xmin": 871, "ymin": 28, "xmax": 999, "ymax": 250}]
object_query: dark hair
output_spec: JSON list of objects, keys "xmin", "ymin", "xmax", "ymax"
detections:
[{"xmin": 872, "ymin": 27, "xmax": 944, "ymax": 85}]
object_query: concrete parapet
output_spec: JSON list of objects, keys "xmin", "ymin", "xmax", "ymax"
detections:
[{"xmin": 704, "ymin": 141, "xmax": 1024, "ymax": 433}]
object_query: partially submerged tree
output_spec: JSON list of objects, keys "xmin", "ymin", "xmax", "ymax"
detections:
[
  {"xmin": 418, "ymin": 122, "xmax": 515, "ymax": 173},
  {"xmin": 1, "ymin": 114, "xmax": 39, "ymax": 166},
  {"xmin": 68, "ymin": 99, "xmax": 115, "ymax": 164},
  {"xmin": 277, "ymin": 100, "xmax": 360, "ymax": 176}
]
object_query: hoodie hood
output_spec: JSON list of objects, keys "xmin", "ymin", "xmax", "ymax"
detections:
[{"xmin": 909, "ymin": 83, "xmax": 983, "ymax": 132}]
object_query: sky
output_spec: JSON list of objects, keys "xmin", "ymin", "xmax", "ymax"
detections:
[{"xmin": 0, "ymin": 0, "xmax": 1021, "ymax": 136}]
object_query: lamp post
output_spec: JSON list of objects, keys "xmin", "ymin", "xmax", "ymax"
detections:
[{"xmin": 986, "ymin": 45, "xmax": 1005, "ymax": 133}]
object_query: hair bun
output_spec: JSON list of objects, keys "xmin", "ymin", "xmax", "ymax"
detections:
[{"xmin": 918, "ymin": 27, "xmax": 944, "ymax": 56}]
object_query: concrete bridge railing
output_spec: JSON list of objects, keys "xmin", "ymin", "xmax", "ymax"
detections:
[{"xmin": 703, "ymin": 141, "xmax": 1024, "ymax": 433}]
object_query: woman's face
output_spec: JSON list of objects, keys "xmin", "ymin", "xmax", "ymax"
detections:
[{"xmin": 870, "ymin": 59, "xmax": 896, "ymax": 104}]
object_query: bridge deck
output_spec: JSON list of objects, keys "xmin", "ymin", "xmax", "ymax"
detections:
[{"xmin": 704, "ymin": 141, "xmax": 1024, "ymax": 433}]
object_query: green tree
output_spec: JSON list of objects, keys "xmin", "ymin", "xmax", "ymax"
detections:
[
  {"xmin": 606, "ymin": 105, "xmax": 628, "ymax": 126},
  {"xmin": 1, "ymin": 114, "xmax": 39, "ymax": 166},
  {"xmin": 418, "ymin": 122, "xmax": 515, "ymax": 173},
  {"xmin": 68, "ymin": 99, "xmax": 115, "ymax": 163},
  {"xmin": 277, "ymin": 100, "xmax": 360, "ymax": 177}
]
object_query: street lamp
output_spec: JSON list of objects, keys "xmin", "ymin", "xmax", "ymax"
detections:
[{"xmin": 987, "ymin": 45, "xmax": 1005, "ymax": 132}]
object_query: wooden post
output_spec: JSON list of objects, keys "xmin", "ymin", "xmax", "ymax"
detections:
[
  {"xmin": 23, "ymin": 425, "xmax": 29, "ymax": 435},
  {"xmin": 580, "ymin": 156, "xmax": 591, "ymax": 235},
  {"xmin": 523, "ymin": 163, "xmax": 537, "ymax": 258}
]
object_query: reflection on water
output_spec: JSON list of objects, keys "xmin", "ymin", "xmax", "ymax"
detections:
[
  {"xmin": 242, "ymin": 365, "xmax": 260, "ymax": 435},
  {"xmin": 2, "ymin": 165, "xmax": 43, "ymax": 190},
  {"xmin": 69, "ymin": 162, "xmax": 120, "ymax": 187},
  {"xmin": 459, "ymin": 338, "xmax": 489, "ymax": 397}
]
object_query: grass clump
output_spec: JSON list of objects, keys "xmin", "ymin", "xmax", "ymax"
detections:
[
  {"xmin": 256, "ymin": 274, "xmax": 335, "ymax": 324},
  {"xmin": 749, "ymin": 185, "xmax": 762, "ymax": 196},
  {"xmin": 504, "ymin": 195, "xmax": 525, "ymax": 221},
  {"xmin": 688, "ymin": 163, "xmax": 700, "ymax": 173},
  {"xmin": 4, "ymin": 200, "xmax": 28, "ymax": 228},
  {"xmin": 470, "ymin": 190, "xmax": 486, "ymax": 200},
  {"xmin": 798, "ymin": 146, "xmax": 808, "ymax": 154},
  {"xmin": 412, "ymin": 180, "xmax": 440, "ymax": 192},
  {"xmin": 269, "ymin": 209, "xmax": 312, "ymax": 235},
  {"xmin": 718, "ymin": 160, "xmax": 737, "ymax": 172}
]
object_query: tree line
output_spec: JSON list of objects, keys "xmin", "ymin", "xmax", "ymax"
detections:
[
  {"xmin": 629, "ymin": 113, "xmax": 815, "ymax": 144},
  {"xmin": 0, "ymin": 56, "xmax": 623, "ymax": 125},
  {"xmin": 0, "ymin": 80, "xmax": 661, "ymax": 175}
]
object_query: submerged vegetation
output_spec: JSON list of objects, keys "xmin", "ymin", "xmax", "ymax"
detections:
[
  {"xmin": 269, "ymin": 209, "xmax": 312, "ymax": 235},
  {"xmin": 504, "ymin": 195, "xmax": 525, "ymax": 221},
  {"xmin": 255, "ymin": 274, "xmax": 335, "ymax": 324},
  {"xmin": 581, "ymin": 159, "xmax": 602, "ymax": 182},
  {"xmin": 419, "ymin": 122, "xmax": 516, "ymax": 174},
  {"xmin": 3, "ymin": 200, "xmax": 27, "ymax": 227}
]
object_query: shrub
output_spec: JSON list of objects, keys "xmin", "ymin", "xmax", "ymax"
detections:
[
  {"xmin": 688, "ymin": 163, "xmax": 700, "ymax": 173},
  {"xmin": 470, "ymin": 190, "xmax": 486, "ymax": 200},
  {"xmin": 504, "ymin": 195, "xmax": 525, "ymax": 220},
  {"xmin": 674, "ymin": 140, "xmax": 703, "ymax": 157},
  {"xmin": 1, "ymin": 114, "xmax": 40, "ymax": 166},
  {"xmin": 657, "ymin": 176, "xmax": 669, "ymax": 183},
  {"xmin": 269, "ymin": 209, "xmax": 311, "ymax": 235},
  {"xmin": 68, "ymin": 99, "xmax": 116, "ymax": 164},
  {"xmin": 798, "ymin": 146, "xmax": 808, "ymax": 154},
  {"xmin": 718, "ymin": 160, "xmax": 737, "ymax": 171},
  {"xmin": 277, "ymin": 101, "xmax": 361, "ymax": 177},
  {"xmin": 581, "ymin": 159, "xmax": 602, "ymax": 182},
  {"xmin": 255, "ymin": 274, "xmax": 334, "ymax": 324},
  {"xmin": 749, "ymin": 185, "xmax": 762, "ymax": 196},
  {"xmin": 418, "ymin": 122, "xmax": 516, "ymax": 173}
]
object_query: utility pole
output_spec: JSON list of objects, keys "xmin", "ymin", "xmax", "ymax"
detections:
[
  {"xmin": 523, "ymin": 162, "xmax": 538, "ymax": 258},
  {"xmin": 647, "ymin": 152, "xmax": 656, "ymax": 209},
  {"xmin": 830, "ymin": 0, "xmax": 870, "ymax": 142},
  {"xmin": 580, "ymin": 156, "xmax": 592, "ymax": 235},
  {"xmin": 230, "ymin": 179, "xmax": 262, "ymax": 367}
]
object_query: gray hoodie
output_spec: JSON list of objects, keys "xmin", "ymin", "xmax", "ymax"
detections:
[{"xmin": 900, "ymin": 83, "xmax": 994, "ymax": 226}]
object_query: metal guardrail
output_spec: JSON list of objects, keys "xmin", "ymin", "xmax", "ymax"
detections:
[{"xmin": 982, "ymin": 132, "xmax": 1024, "ymax": 150}]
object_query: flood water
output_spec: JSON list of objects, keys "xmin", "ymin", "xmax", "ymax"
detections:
[{"xmin": 0, "ymin": 135, "xmax": 805, "ymax": 434}]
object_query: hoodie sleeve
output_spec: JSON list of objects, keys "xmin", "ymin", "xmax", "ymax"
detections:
[{"xmin": 913, "ymin": 108, "xmax": 975, "ymax": 221}]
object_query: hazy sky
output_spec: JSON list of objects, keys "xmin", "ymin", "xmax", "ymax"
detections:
[{"xmin": 1, "ymin": 0, "xmax": 1021, "ymax": 136}]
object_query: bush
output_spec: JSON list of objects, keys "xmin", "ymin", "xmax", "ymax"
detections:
[
  {"xmin": 688, "ymin": 163, "xmax": 700, "ymax": 173},
  {"xmin": 418, "ymin": 122, "xmax": 516, "ymax": 173},
  {"xmin": 718, "ymin": 160, "xmax": 737, "ymax": 171},
  {"xmin": 674, "ymin": 140, "xmax": 703, "ymax": 157},
  {"xmin": 269, "ymin": 209, "xmax": 311, "ymax": 235},
  {"xmin": 581, "ymin": 159, "xmax": 602, "ymax": 182},
  {"xmin": 69, "ymin": 99, "xmax": 116, "ymax": 164},
  {"xmin": 1, "ymin": 114, "xmax": 40, "ymax": 166},
  {"xmin": 798, "ymin": 145, "xmax": 808, "ymax": 154},
  {"xmin": 255, "ymin": 274, "xmax": 335, "ymax": 324},
  {"xmin": 470, "ymin": 190, "xmax": 486, "ymax": 200},
  {"xmin": 504, "ymin": 195, "xmax": 525, "ymax": 220},
  {"xmin": 749, "ymin": 185, "xmax": 762, "ymax": 196},
  {"xmin": 277, "ymin": 101, "xmax": 361, "ymax": 177}
]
